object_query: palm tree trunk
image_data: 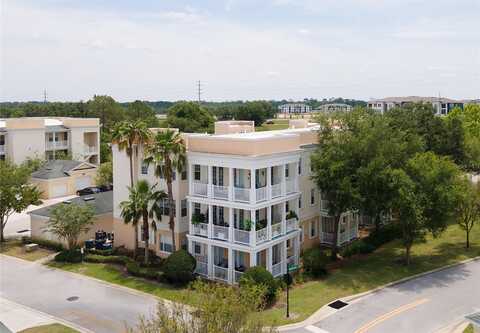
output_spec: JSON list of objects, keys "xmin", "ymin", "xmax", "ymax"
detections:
[
  {"xmin": 405, "ymin": 244, "xmax": 412, "ymax": 265},
  {"xmin": 167, "ymin": 179, "xmax": 176, "ymax": 252},
  {"xmin": 0, "ymin": 216, "xmax": 4, "ymax": 243},
  {"xmin": 466, "ymin": 229, "xmax": 470, "ymax": 249},
  {"xmin": 143, "ymin": 211, "xmax": 149, "ymax": 265},
  {"xmin": 128, "ymin": 148, "xmax": 138, "ymax": 258}
]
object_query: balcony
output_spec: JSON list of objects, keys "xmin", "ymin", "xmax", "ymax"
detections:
[
  {"xmin": 271, "ymin": 183, "xmax": 282, "ymax": 198},
  {"xmin": 84, "ymin": 145, "xmax": 97, "ymax": 154},
  {"xmin": 234, "ymin": 270, "xmax": 244, "ymax": 284},
  {"xmin": 234, "ymin": 229, "xmax": 250, "ymax": 245},
  {"xmin": 234, "ymin": 187, "xmax": 250, "ymax": 202},
  {"xmin": 320, "ymin": 200, "xmax": 330, "ymax": 213},
  {"xmin": 212, "ymin": 185, "xmax": 229, "ymax": 200},
  {"xmin": 286, "ymin": 218, "xmax": 298, "ymax": 233},
  {"xmin": 193, "ymin": 182, "xmax": 208, "ymax": 197},
  {"xmin": 256, "ymin": 227, "xmax": 268, "ymax": 244},
  {"xmin": 192, "ymin": 223, "xmax": 208, "ymax": 237},
  {"xmin": 46, "ymin": 140, "xmax": 68, "ymax": 150},
  {"xmin": 0, "ymin": 145, "xmax": 4, "ymax": 154},
  {"xmin": 271, "ymin": 222, "xmax": 283, "ymax": 238},
  {"xmin": 256, "ymin": 187, "xmax": 267, "ymax": 202},
  {"xmin": 213, "ymin": 225, "xmax": 229, "ymax": 241},
  {"xmin": 213, "ymin": 265, "xmax": 229, "ymax": 282},
  {"xmin": 195, "ymin": 260, "xmax": 208, "ymax": 276},
  {"xmin": 272, "ymin": 261, "xmax": 283, "ymax": 277},
  {"xmin": 286, "ymin": 179, "xmax": 297, "ymax": 194}
]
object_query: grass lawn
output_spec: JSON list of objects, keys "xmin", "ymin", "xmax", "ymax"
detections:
[
  {"xmin": 19, "ymin": 323, "xmax": 79, "ymax": 333},
  {"xmin": 256, "ymin": 119, "xmax": 289, "ymax": 132},
  {"xmin": 0, "ymin": 239, "xmax": 55, "ymax": 261},
  {"xmin": 260, "ymin": 223, "xmax": 480, "ymax": 325},
  {"xmin": 47, "ymin": 261, "xmax": 195, "ymax": 304},
  {"xmin": 464, "ymin": 324, "xmax": 474, "ymax": 333}
]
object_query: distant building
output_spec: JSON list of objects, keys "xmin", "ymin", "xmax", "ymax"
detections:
[
  {"xmin": 314, "ymin": 103, "xmax": 352, "ymax": 113},
  {"xmin": 278, "ymin": 103, "xmax": 312, "ymax": 114},
  {"xmin": 367, "ymin": 96, "xmax": 464, "ymax": 115}
]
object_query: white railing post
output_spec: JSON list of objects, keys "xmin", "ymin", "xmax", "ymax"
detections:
[
  {"xmin": 250, "ymin": 209, "xmax": 256, "ymax": 247},
  {"xmin": 207, "ymin": 244, "xmax": 213, "ymax": 278},
  {"xmin": 282, "ymin": 240, "xmax": 288, "ymax": 274},
  {"xmin": 267, "ymin": 246, "xmax": 273, "ymax": 273},
  {"xmin": 188, "ymin": 163, "xmax": 193, "ymax": 196},
  {"xmin": 267, "ymin": 206, "xmax": 272, "ymax": 241},
  {"xmin": 207, "ymin": 165, "xmax": 213, "ymax": 198},
  {"xmin": 188, "ymin": 201, "xmax": 193, "ymax": 235},
  {"xmin": 267, "ymin": 166, "xmax": 272, "ymax": 200},
  {"xmin": 281, "ymin": 164, "xmax": 287, "ymax": 196},
  {"xmin": 228, "ymin": 248, "xmax": 234, "ymax": 284},
  {"xmin": 228, "ymin": 167, "xmax": 234, "ymax": 201},
  {"xmin": 208, "ymin": 205, "xmax": 213, "ymax": 238},
  {"xmin": 282, "ymin": 201, "xmax": 287, "ymax": 236},
  {"xmin": 250, "ymin": 250, "xmax": 257, "ymax": 267},
  {"xmin": 229, "ymin": 208, "xmax": 234, "ymax": 242}
]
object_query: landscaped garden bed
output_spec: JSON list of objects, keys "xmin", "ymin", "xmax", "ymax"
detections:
[{"xmin": 0, "ymin": 239, "xmax": 57, "ymax": 262}]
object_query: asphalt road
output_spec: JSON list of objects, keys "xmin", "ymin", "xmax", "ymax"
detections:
[
  {"xmin": 0, "ymin": 255, "xmax": 157, "ymax": 333},
  {"xmin": 284, "ymin": 259, "xmax": 480, "ymax": 333}
]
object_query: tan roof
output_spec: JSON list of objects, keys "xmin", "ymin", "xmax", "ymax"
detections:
[{"xmin": 369, "ymin": 96, "xmax": 461, "ymax": 104}]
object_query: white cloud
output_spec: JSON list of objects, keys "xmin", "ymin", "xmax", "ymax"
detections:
[{"xmin": 297, "ymin": 29, "xmax": 311, "ymax": 35}]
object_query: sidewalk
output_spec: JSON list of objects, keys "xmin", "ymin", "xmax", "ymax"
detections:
[{"xmin": 0, "ymin": 298, "xmax": 89, "ymax": 333}]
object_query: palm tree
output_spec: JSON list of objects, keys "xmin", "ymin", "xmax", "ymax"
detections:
[
  {"xmin": 112, "ymin": 120, "xmax": 152, "ymax": 256},
  {"xmin": 144, "ymin": 130, "xmax": 186, "ymax": 252},
  {"xmin": 120, "ymin": 180, "xmax": 166, "ymax": 264}
]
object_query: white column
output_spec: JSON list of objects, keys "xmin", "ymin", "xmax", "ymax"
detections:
[
  {"xmin": 207, "ymin": 165, "xmax": 213, "ymax": 198},
  {"xmin": 208, "ymin": 204, "xmax": 213, "ymax": 238},
  {"xmin": 250, "ymin": 209, "xmax": 256, "ymax": 247},
  {"xmin": 228, "ymin": 207, "xmax": 234, "ymax": 242},
  {"xmin": 282, "ymin": 201, "xmax": 287, "ymax": 236},
  {"xmin": 267, "ymin": 166, "xmax": 272, "ymax": 200},
  {"xmin": 250, "ymin": 250, "xmax": 257, "ymax": 267},
  {"xmin": 267, "ymin": 246, "xmax": 273, "ymax": 273},
  {"xmin": 208, "ymin": 244, "xmax": 214, "ymax": 278},
  {"xmin": 188, "ymin": 239, "xmax": 193, "ymax": 254},
  {"xmin": 228, "ymin": 167, "xmax": 234, "ymax": 201},
  {"xmin": 281, "ymin": 164, "xmax": 287, "ymax": 196},
  {"xmin": 250, "ymin": 168, "xmax": 256, "ymax": 204},
  {"xmin": 267, "ymin": 205, "xmax": 272, "ymax": 240},
  {"xmin": 228, "ymin": 247, "xmax": 234, "ymax": 283},
  {"xmin": 188, "ymin": 163, "xmax": 193, "ymax": 195},
  {"xmin": 337, "ymin": 214, "xmax": 342, "ymax": 247},
  {"xmin": 282, "ymin": 240, "xmax": 288, "ymax": 274},
  {"xmin": 188, "ymin": 201, "xmax": 193, "ymax": 235}
]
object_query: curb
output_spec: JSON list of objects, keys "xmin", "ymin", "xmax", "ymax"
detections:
[
  {"xmin": 278, "ymin": 255, "xmax": 480, "ymax": 331},
  {"xmin": 0, "ymin": 297, "xmax": 93, "ymax": 333}
]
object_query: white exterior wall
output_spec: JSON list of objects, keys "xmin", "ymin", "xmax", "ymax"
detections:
[{"xmin": 7, "ymin": 129, "xmax": 46, "ymax": 164}]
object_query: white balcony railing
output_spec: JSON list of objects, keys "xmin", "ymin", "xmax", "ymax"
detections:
[
  {"xmin": 234, "ymin": 271, "xmax": 244, "ymax": 284},
  {"xmin": 213, "ymin": 225, "xmax": 229, "ymax": 241},
  {"xmin": 193, "ymin": 182, "xmax": 208, "ymax": 197},
  {"xmin": 46, "ymin": 141, "xmax": 68, "ymax": 150},
  {"xmin": 213, "ymin": 265, "xmax": 229, "ymax": 282},
  {"xmin": 234, "ymin": 229, "xmax": 250, "ymax": 245},
  {"xmin": 84, "ymin": 145, "xmax": 97, "ymax": 154},
  {"xmin": 271, "ymin": 183, "xmax": 282, "ymax": 198},
  {"xmin": 287, "ymin": 255, "xmax": 298, "ymax": 267},
  {"xmin": 286, "ymin": 179, "xmax": 297, "ymax": 194},
  {"xmin": 271, "ymin": 223, "xmax": 283, "ymax": 238},
  {"xmin": 286, "ymin": 218, "xmax": 298, "ymax": 233},
  {"xmin": 256, "ymin": 187, "xmax": 267, "ymax": 202},
  {"xmin": 193, "ymin": 223, "xmax": 208, "ymax": 237},
  {"xmin": 0, "ymin": 145, "xmax": 4, "ymax": 154},
  {"xmin": 212, "ymin": 185, "xmax": 229, "ymax": 200},
  {"xmin": 272, "ymin": 261, "xmax": 283, "ymax": 277},
  {"xmin": 320, "ymin": 232, "xmax": 335, "ymax": 244},
  {"xmin": 320, "ymin": 200, "xmax": 330, "ymax": 212},
  {"xmin": 195, "ymin": 261, "xmax": 208, "ymax": 276},
  {"xmin": 256, "ymin": 227, "xmax": 268, "ymax": 244},
  {"xmin": 234, "ymin": 187, "xmax": 250, "ymax": 203}
]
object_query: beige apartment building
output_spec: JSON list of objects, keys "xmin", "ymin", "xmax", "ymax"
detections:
[
  {"xmin": 112, "ymin": 120, "xmax": 359, "ymax": 284},
  {"xmin": 0, "ymin": 117, "xmax": 100, "ymax": 165}
]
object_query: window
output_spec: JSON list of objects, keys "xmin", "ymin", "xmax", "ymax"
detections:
[
  {"xmin": 172, "ymin": 171, "xmax": 176, "ymax": 181},
  {"xmin": 161, "ymin": 199, "xmax": 176, "ymax": 217},
  {"xmin": 194, "ymin": 165, "xmax": 201, "ymax": 181},
  {"xmin": 285, "ymin": 164, "xmax": 289, "ymax": 178},
  {"xmin": 310, "ymin": 160, "xmax": 314, "ymax": 173},
  {"xmin": 285, "ymin": 201, "xmax": 289, "ymax": 213},
  {"xmin": 286, "ymin": 239, "xmax": 292, "ymax": 249},
  {"xmin": 194, "ymin": 203, "xmax": 201, "ymax": 216},
  {"xmin": 159, "ymin": 235, "xmax": 173, "ymax": 253},
  {"xmin": 298, "ymin": 158, "xmax": 302, "ymax": 175},
  {"xmin": 310, "ymin": 221, "xmax": 317, "ymax": 238},
  {"xmin": 194, "ymin": 243, "xmax": 201, "ymax": 254},
  {"xmin": 310, "ymin": 188, "xmax": 315, "ymax": 205},
  {"xmin": 141, "ymin": 161, "xmax": 148, "ymax": 175},
  {"xmin": 298, "ymin": 194, "xmax": 302, "ymax": 209},
  {"xmin": 181, "ymin": 199, "xmax": 187, "ymax": 217},
  {"xmin": 181, "ymin": 170, "xmax": 187, "ymax": 180}
]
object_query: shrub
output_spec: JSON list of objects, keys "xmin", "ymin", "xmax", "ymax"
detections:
[
  {"xmin": 239, "ymin": 266, "xmax": 279, "ymax": 305},
  {"xmin": 54, "ymin": 249, "xmax": 82, "ymax": 263},
  {"xmin": 89, "ymin": 248, "xmax": 115, "ymax": 256},
  {"xmin": 302, "ymin": 247, "xmax": 328, "ymax": 277},
  {"xmin": 126, "ymin": 261, "xmax": 141, "ymax": 275},
  {"xmin": 162, "ymin": 250, "xmax": 196, "ymax": 285},
  {"xmin": 341, "ymin": 240, "xmax": 376, "ymax": 258},
  {"xmin": 126, "ymin": 261, "xmax": 161, "ymax": 280},
  {"xmin": 29, "ymin": 237, "xmax": 64, "ymax": 252},
  {"xmin": 85, "ymin": 254, "xmax": 131, "ymax": 265},
  {"xmin": 364, "ymin": 223, "xmax": 400, "ymax": 248},
  {"xmin": 113, "ymin": 246, "xmax": 134, "ymax": 258}
]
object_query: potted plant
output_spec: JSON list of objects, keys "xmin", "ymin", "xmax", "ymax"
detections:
[
  {"xmin": 286, "ymin": 210, "xmax": 298, "ymax": 221},
  {"xmin": 191, "ymin": 213, "xmax": 206, "ymax": 225},
  {"xmin": 243, "ymin": 219, "xmax": 253, "ymax": 231}
]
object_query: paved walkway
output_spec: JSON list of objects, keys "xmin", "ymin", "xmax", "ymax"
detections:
[
  {"xmin": 282, "ymin": 259, "xmax": 480, "ymax": 333},
  {"xmin": 0, "ymin": 255, "xmax": 157, "ymax": 333}
]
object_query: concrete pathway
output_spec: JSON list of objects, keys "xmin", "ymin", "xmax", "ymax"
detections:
[
  {"xmin": 282, "ymin": 258, "xmax": 480, "ymax": 333},
  {"xmin": 0, "ymin": 255, "xmax": 157, "ymax": 333}
]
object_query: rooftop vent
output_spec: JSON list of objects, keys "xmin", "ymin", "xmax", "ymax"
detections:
[{"xmin": 83, "ymin": 197, "xmax": 95, "ymax": 202}]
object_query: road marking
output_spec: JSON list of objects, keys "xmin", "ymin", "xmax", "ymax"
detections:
[
  {"xmin": 305, "ymin": 325, "xmax": 330, "ymax": 333},
  {"xmin": 354, "ymin": 298, "xmax": 429, "ymax": 333}
]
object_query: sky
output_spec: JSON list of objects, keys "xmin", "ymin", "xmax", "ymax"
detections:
[{"xmin": 1, "ymin": 0, "xmax": 479, "ymax": 102}]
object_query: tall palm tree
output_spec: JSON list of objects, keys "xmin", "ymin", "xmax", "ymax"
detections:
[
  {"xmin": 112, "ymin": 120, "xmax": 152, "ymax": 256},
  {"xmin": 144, "ymin": 130, "xmax": 186, "ymax": 252},
  {"xmin": 120, "ymin": 180, "xmax": 166, "ymax": 264}
]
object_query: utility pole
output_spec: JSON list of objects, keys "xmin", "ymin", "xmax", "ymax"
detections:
[
  {"xmin": 43, "ymin": 89, "xmax": 47, "ymax": 103},
  {"xmin": 197, "ymin": 80, "xmax": 202, "ymax": 103}
]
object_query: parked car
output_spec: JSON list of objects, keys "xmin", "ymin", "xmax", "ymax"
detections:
[{"xmin": 76, "ymin": 187, "xmax": 101, "ymax": 196}]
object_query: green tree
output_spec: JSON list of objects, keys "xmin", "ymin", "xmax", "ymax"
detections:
[
  {"xmin": 235, "ymin": 101, "xmax": 276, "ymax": 126},
  {"xmin": 393, "ymin": 152, "xmax": 463, "ymax": 265},
  {"xmin": 131, "ymin": 280, "xmax": 276, "ymax": 333},
  {"xmin": 310, "ymin": 113, "xmax": 359, "ymax": 260},
  {"xmin": 144, "ymin": 130, "xmax": 186, "ymax": 252},
  {"xmin": 87, "ymin": 95, "xmax": 126, "ymax": 130},
  {"xmin": 0, "ymin": 161, "xmax": 42, "ymax": 242},
  {"xmin": 120, "ymin": 180, "xmax": 166, "ymax": 264},
  {"xmin": 166, "ymin": 101, "xmax": 215, "ymax": 133},
  {"xmin": 126, "ymin": 100, "xmax": 160, "ymax": 128},
  {"xmin": 456, "ymin": 181, "xmax": 480, "ymax": 248},
  {"xmin": 46, "ymin": 203, "xmax": 95, "ymax": 250},
  {"xmin": 95, "ymin": 162, "xmax": 113, "ymax": 188}
]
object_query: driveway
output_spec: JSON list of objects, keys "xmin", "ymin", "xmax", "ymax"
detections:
[
  {"xmin": 0, "ymin": 255, "xmax": 157, "ymax": 333},
  {"xmin": 283, "ymin": 259, "xmax": 480, "ymax": 333},
  {"xmin": 3, "ymin": 195, "xmax": 77, "ymax": 238}
]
